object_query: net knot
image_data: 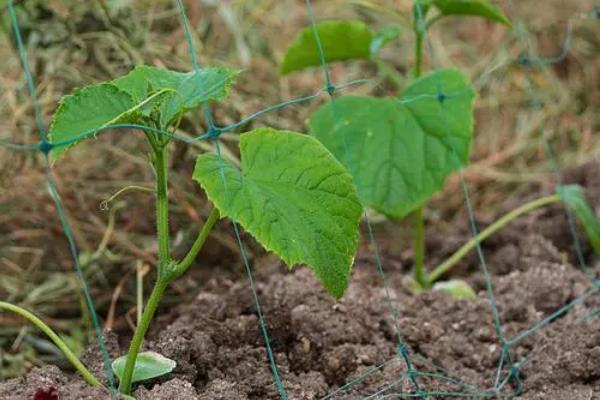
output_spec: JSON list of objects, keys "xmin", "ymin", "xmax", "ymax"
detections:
[
  {"xmin": 517, "ymin": 52, "xmax": 531, "ymax": 66},
  {"xmin": 325, "ymin": 83, "xmax": 336, "ymax": 96},
  {"xmin": 38, "ymin": 139, "xmax": 53, "ymax": 155},
  {"xmin": 437, "ymin": 92, "xmax": 446, "ymax": 104},
  {"xmin": 398, "ymin": 343, "xmax": 410, "ymax": 357},
  {"xmin": 207, "ymin": 126, "xmax": 222, "ymax": 140}
]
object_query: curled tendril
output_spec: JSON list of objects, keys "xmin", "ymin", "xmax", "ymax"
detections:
[{"xmin": 100, "ymin": 185, "xmax": 154, "ymax": 211}]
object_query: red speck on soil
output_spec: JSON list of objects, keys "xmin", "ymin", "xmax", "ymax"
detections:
[{"xmin": 33, "ymin": 386, "xmax": 59, "ymax": 400}]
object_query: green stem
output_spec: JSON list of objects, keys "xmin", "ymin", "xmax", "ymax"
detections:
[
  {"xmin": 374, "ymin": 58, "xmax": 404, "ymax": 88},
  {"xmin": 154, "ymin": 144, "xmax": 170, "ymax": 271},
  {"xmin": 118, "ymin": 141, "xmax": 221, "ymax": 394},
  {"xmin": 118, "ymin": 142, "xmax": 172, "ymax": 395},
  {"xmin": 174, "ymin": 207, "xmax": 220, "ymax": 277},
  {"xmin": 412, "ymin": 207, "xmax": 427, "ymax": 287},
  {"xmin": 409, "ymin": 10, "xmax": 426, "ymax": 289},
  {"xmin": 117, "ymin": 278, "xmax": 169, "ymax": 394},
  {"xmin": 117, "ymin": 206, "xmax": 220, "ymax": 394},
  {"xmin": 0, "ymin": 301, "xmax": 101, "ymax": 387},
  {"xmin": 426, "ymin": 194, "xmax": 561, "ymax": 285},
  {"xmin": 426, "ymin": 14, "xmax": 444, "ymax": 31},
  {"xmin": 414, "ymin": 31, "xmax": 423, "ymax": 78}
]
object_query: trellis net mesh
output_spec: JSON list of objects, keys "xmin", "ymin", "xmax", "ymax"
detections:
[{"xmin": 1, "ymin": 0, "xmax": 599, "ymax": 398}]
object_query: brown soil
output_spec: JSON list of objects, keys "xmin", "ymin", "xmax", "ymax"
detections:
[{"xmin": 1, "ymin": 162, "xmax": 599, "ymax": 400}]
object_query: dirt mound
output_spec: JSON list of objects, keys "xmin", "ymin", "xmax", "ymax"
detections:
[{"xmin": 2, "ymin": 163, "xmax": 599, "ymax": 399}]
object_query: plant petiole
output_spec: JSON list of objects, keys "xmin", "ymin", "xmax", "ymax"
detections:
[
  {"xmin": 426, "ymin": 194, "xmax": 561, "ymax": 285},
  {"xmin": 414, "ymin": 32, "xmax": 423, "ymax": 77},
  {"xmin": 154, "ymin": 144, "xmax": 171, "ymax": 272},
  {"xmin": 0, "ymin": 301, "xmax": 101, "ymax": 387},
  {"xmin": 173, "ymin": 207, "xmax": 221, "ymax": 278},
  {"xmin": 412, "ymin": 206, "xmax": 427, "ymax": 287}
]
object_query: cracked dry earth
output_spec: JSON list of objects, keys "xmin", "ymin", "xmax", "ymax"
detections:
[{"xmin": 1, "ymin": 162, "xmax": 600, "ymax": 400}]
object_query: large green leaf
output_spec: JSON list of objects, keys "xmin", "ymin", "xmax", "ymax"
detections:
[
  {"xmin": 193, "ymin": 128, "xmax": 362, "ymax": 298},
  {"xmin": 280, "ymin": 20, "xmax": 373, "ymax": 75},
  {"xmin": 557, "ymin": 185, "xmax": 600, "ymax": 257},
  {"xmin": 309, "ymin": 68, "xmax": 475, "ymax": 219},
  {"xmin": 418, "ymin": 0, "xmax": 510, "ymax": 25},
  {"xmin": 48, "ymin": 83, "xmax": 137, "ymax": 159},
  {"xmin": 112, "ymin": 65, "xmax": 239, "ymax": 127},
  {"xmin": 112, "ymin": 351, "xmax": 176, "ymax": 383}
]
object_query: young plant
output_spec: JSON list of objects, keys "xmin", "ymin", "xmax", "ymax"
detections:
[
  {"xmin": 1, "ymin": 65, "xmax": 363, "ymax": 396},
  {"xmin": 281, "ymin": 1, "xmax": 600, "ymax": 296}
]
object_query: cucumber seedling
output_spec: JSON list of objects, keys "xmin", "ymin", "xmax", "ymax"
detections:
[
  {"xmin": 1, "ymin": 65, "xmax": 363, "ymax": 396},
  {"xmin": 281, "ymin": 0, "xmax": 600, "ymax": 296}
]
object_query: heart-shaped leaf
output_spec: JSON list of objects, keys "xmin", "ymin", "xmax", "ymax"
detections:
[
  {"xmin": 193, "ymin": 128, "xmax": 362, "ymax": 298},
  {"xmin": 557, "ymin": 185, "xmax": 600, "ymax": 257},
  {"xmin": 280, "ymin": 20, "xmax": 373, "ymax": 75},
  {"xmin": 309, "ymin": 68, "xmax": 475, "ymax": 219},
  {"xmin": 112, "ymin": 351, "xmax": 176, "ymax": 384}
]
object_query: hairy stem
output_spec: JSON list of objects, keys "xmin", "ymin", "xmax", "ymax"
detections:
[
  {"xmin": 412, "ymin": 207, "xmax": 427, "ymax": 288},
  {"xmin": 118, "ymin": 140, "xmax": 221, "ymax": 394},
  {"xmin": 426, "ymin": 194, "xmax": 561, "ymax": 285},
  {"xmin": 154, "ymin": 144, "xmax": 170, "ymax": 271},
  {"xmin": 118, "ymin": 205, "xmax": 220, "ymax": 394},
  {"xmin": 118, "ymin": 142, "xmax": 172, "ymax": 395},
  {"xmin": 174, "ymin": 207, "xmax": 221, "ymax": 277},
  {"xmin": 0, "ymin": 301, "xmax": 101, "ymax": 387},
  {"xmin": 117, "ymin": 278, "xmax": 169, "ymax": 394}
]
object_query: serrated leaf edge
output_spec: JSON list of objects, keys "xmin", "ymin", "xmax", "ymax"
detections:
[
  {"xmin": 193, "ymin": 130, "xmax": 362, "ymax": 298},
  {"xmin": 48, "ymin": 83, "xmax": 136, "ymax": 160}
]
